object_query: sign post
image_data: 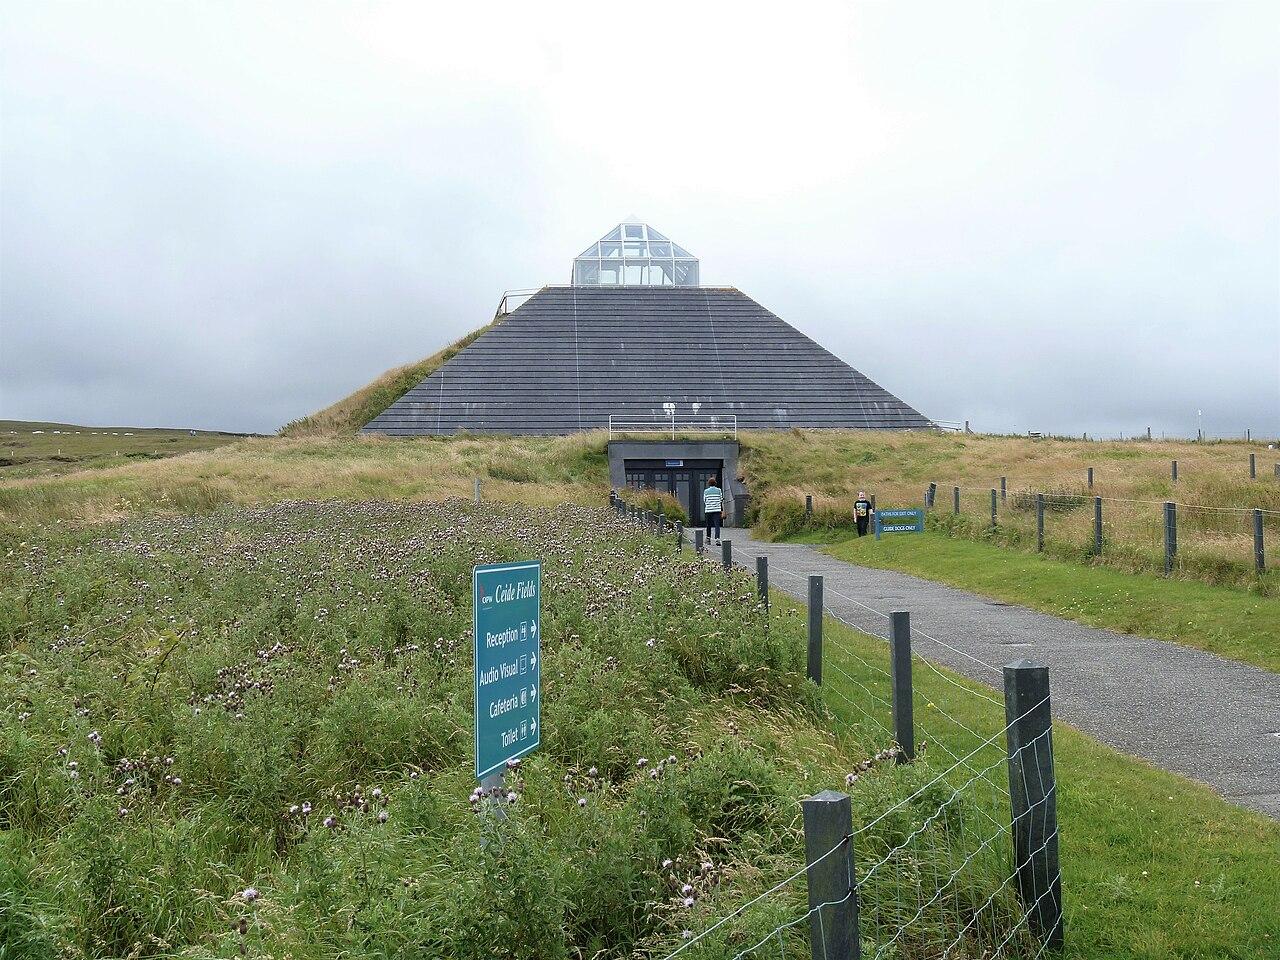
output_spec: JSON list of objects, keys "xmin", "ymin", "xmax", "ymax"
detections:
[
  {"xmin": 473, "ymin": 561, "xmax": 542, "ymax": 787},
  {"xmin": 874, "ymin": 508, "xmax": 925, "ymax": 540}
]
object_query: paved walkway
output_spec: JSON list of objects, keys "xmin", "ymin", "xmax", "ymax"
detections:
[{"xmin": 710, "ymin": 531, "xmax": 1280, "ymax": 818}]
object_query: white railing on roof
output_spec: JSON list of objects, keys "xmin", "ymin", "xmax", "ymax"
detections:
[{"xmin": 608, "ymin": 414, "xmax": 737, "ymax": 440}]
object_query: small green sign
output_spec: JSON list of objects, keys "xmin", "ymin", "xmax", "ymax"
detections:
[
  {"xmin": 874, "ymin": 508, "xmax": 925, "ymax": 539},
  {"xmin": 473, "ymin": 560, "xmax": 541, "ymax": 780}
]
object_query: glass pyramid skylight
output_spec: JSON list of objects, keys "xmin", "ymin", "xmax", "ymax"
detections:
[{"xmin": 572, "ymin": 220, "xmax": 700, "ymax": 287}]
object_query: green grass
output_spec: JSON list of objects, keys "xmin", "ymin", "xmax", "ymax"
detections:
[
  {"xmin": 738, "ymin": 429, "xmax": 1280, "ymax": 591},
  {"xmin": 0, "ymin": 420, "xmax": 244, "ymax": 479},
  {"xmin": 3, "ymin": 498, "xmax": 1276, "ymax": 958},
  {"xmin": 800, "ymin": 531, "xmax": 1280, "ymax": 673},
  {"xmin": 806, "ymin": 601, "xmax": 1280, "ymax": 959}
]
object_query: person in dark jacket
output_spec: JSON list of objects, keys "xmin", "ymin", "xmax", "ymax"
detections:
[{"xmin": 854, "ymin": 491, "xmax": 873, "ymax": 537}]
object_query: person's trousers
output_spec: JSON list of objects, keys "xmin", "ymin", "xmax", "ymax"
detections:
[
  {"xmin": 705, "ymin": 511, "xmax": 722, "ymax": 541},
  {"xmin": 856, "ymin": 515, "xmax": 869, "ymax": 537}
]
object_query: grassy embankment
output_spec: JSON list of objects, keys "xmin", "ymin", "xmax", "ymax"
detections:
[
  {"xmin": 809, "ymin": 599, "xmax": 1280, "ymax": 959},
  {"xmin": 279, "ymin": 324, "xmax": 495, "ymax": 438},
  {"xmin": 0, "ymin": 432, "xmax": 610, "ymax": 526},
  {"xmin": 2, "ymin": 500, "xmax": 1042, "ymax": 958},
  {"xmin": 0, "ymin": 420, "xmax": 244, "ymax": 480},
  {"xmin": 789, "ymin": 531, "xmax": 1280, "ymax": 674},
  {"xmin": 2, "ymin": 497, "xmax": 1276, "ymax": 958},
  {"xmin": 739, "ymin": 430, "xmax": 1280, "ymax": 592}
]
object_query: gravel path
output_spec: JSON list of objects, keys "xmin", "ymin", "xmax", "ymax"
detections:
[{"xmin": 710, "ymin": 530, "xmax": 1280, "ymax": 818}]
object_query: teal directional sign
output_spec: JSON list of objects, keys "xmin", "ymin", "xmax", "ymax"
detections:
[
  {"xmin": 874, "ymin": 508, "xmax": 925, "ymax": 539},
  {"xmin": 473, "ymin": 560, "xmax": 541, "ymax": 781}
]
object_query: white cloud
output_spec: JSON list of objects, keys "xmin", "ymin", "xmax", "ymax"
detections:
[{"xmin": 1, "ymin": 0, "xmax": 1276, "ymax": 435}]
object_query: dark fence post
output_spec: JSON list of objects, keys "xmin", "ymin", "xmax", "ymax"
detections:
[
  {"xmin": 1254, "ymin": 509, "xmax": 1265, "ymax": 574},
  {"xmin": 756, "ymin": 555, "xmax": 769, "ymax": 607},
  {"xmin": 1164, "ymin": 501, "xmax": 1177, "ymax": 575},
  {"xmin": 870, "ymin": 494, "xmax": 877, "ymax": 513},
  {"xmin": 1093, "ymin": 497, "xmax": 1103, "ymax": 556},
  {"xmin": 805, "ymin": 494, "xmax": 813, "ymax": 518},
  {"xmin": 1086, "ymin": 467, "xmax": 1093, "ymax": 489},
  {"xmin": 1003, "ymin": 660, "xmax": 1063, "ymax": 951},
  {"xmin": 474, "ymin": 478, "xmax": 482, "ymax": 504},
  {"xmin": 675, "ymin": 521, "xmax": 684, "ymax": 550},
  {"xmin": 1036, "ymin": 494, "xmax": 1045, "ymax": 552},
  {"xmin": 1171, "ymin": 460, "xmax": 1178, "ymax": 483},
  {"xmin": 695, "ymin": 529, "xmax": 704, "ymax": 554},
  {"xmin": 990, "ymin": 489, "xmax": 998, "ymax": 528},
  {"xmin": 659, "ymin": 513, "xmax": 666, "ymax": 533},
  {"xmin": 953, "ymin": 486, "xmax": 961, "ymax": 515},
  {"xmin": 928, "ymin": 482, "xmax": 937, "ymax": 508},
  {"xmin": 1250, "ymin": 453, "xmax": 1256, "ymax": 479},
  {"xmin": 807, "ymin": 575, "xmax": 823, "ymax": 685},
  {"xmin": 722, "ymin": 539, "xmax": 732, "ymax": 571},
  {"xmin": 801, "ymin": 790, "xmax": 859, "ymax": 960},
  {"xmin": 890, "ymin": 611, "xmax": 914, "ymax": 762},
  {"xmin": 1001, "ymin": 476, "xmax": 1007, "ymax": 503}
]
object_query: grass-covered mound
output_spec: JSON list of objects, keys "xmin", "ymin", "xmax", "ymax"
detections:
[
  {"xmin": 280, "ymin": 323, "xmax": 494, "ymax": 437},
  {"xmin": 1, "ymin": 500, "xmax": 1035, "ymax": 959},
  {"xmin": 0, "ymin": 433, "xmax": 610, "ymax": 527}
]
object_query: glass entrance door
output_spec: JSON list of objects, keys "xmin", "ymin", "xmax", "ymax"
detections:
[{"xmin": 623, "ymin": 460, "xmax": 723, "ymax": 527}]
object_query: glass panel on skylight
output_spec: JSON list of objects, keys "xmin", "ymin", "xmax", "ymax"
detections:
[{"xmin": 571, "ymin": 222, "xmax": 698, "ymax": 286}]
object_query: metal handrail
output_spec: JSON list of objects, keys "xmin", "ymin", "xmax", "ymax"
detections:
[
  {"xmin": 493, "ymin": 288, "xmax": 542, "ymax": 320},
  {"xmin": 608, "ymin": 414, "xmax": 738, "ymax": 440}
]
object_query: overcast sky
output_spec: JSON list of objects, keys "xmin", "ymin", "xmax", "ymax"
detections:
[{"xmin": 2, "ymin": 1, "xmax": 1277, "ymax": 437}]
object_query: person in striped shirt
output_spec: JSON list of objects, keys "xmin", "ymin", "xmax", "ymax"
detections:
[{"xmin": 703, "ymin": 477, "xmax": 723, "ymax": 545}]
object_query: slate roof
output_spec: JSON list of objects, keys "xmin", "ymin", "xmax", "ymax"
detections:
[{"xmin": 362, "ymin": 286, "xmax": 932, "ymax": 435}]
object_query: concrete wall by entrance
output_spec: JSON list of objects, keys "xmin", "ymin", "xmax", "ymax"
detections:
[{"xmin": 607, "ymin": 440, "xmax": 744, "ymax": 525}]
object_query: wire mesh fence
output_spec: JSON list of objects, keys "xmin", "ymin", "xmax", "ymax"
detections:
[
  {"xmin": 609, "ymin": 497, "xmax": 1065, "ymax": 959},
  {"xmin": 925, "ymin": 480, "xmax": 1278, "ymax": 583}
]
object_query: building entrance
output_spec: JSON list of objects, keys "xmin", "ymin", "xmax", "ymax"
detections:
[{"xmin": 623, "ymin": 458, "xmax": 723, "ymax": 526}]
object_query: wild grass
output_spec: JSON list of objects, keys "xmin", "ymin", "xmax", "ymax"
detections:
[
  {"xmin": 741, "ymin": 430, "xmax": 1280, "ymax": 590},
  {"xmin": 2, "ymin": 500, "xmax": 1057, "ymax": 959},
  {"xmin": 279, "ymin": 325, "xmax": 496, "ymax": 437},
  {"xmin": 0, "ymin": 433, "xmax": 611, "ymax": 527},
  {"xmin": 0, "ymin": 420, "xmax": 242, "ymax": 480}
]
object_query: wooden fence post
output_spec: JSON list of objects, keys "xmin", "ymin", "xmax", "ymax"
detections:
[
  {"xmin": 1003, "ymin": 660, "xmax": 1064, "ymax": 951},
  {"xmin": 807, "ymin": 575, "xmax": 823, "ymax": 685},
  {"xmin": 890, "ymin": 611, "xmax": 914, "ymax": 762},
  {"xmin": 801, "ymin": 791, "xmax": 859, "ymax": 960},
  {"xmin": 1254, "ymin": 509, "xmax": 1265, "ymax": 574}
]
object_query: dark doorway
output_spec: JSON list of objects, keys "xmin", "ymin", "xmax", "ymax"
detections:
[{"xmin": 623, "ymin": 459, "xmax": 723, "ymax": 525}]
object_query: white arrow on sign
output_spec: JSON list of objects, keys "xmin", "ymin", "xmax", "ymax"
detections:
[
  {"xmin": 530, "ymin": 621, "xmax": 538, "ymax": 636},
  {"xmin": 530, "ymin": 720, "xmax": 537, "ymax": 734},
  {"xmin": 531, "ymin": 652, "xmax": 537, "ymax": 669},
  {"xmin": 530, "ymin": 685, "xmax": 537, "ymax": 701}
]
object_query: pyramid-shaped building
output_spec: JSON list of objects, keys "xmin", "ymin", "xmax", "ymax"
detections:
[{"xmin": 364, "ymin": 221, "xmax": 932, "ymax": 436}]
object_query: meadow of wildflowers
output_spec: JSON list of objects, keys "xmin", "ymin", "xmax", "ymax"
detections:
[{"xmin": 3, "ymin": 500, "xmax": 1029, "ymax": 958}]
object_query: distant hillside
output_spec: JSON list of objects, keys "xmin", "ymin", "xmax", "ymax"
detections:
[
  {"xmin": 0, "ymin": 420, "xmax": 246, "ymax": 479},
  {"xmin": 280, "ymin": 323, "xmax": 493, "ymax": 437}
]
